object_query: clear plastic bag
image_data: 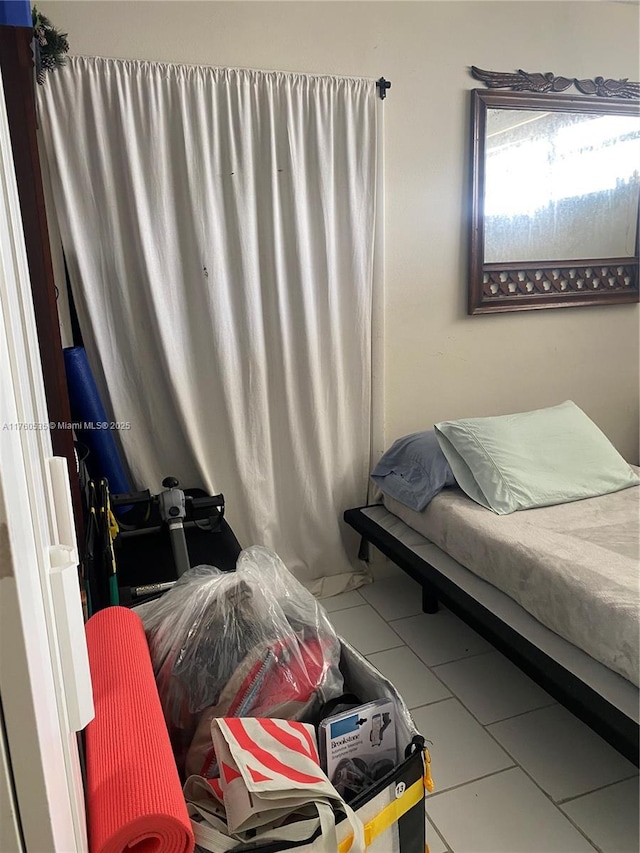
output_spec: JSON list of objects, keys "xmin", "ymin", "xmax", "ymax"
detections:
[{"xmin": 137, "ymin": 546, "xmax": 344, "ymax": 775}]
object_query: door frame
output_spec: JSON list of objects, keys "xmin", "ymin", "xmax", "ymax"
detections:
[{"xmin": 0, "ymin": 64, "xmax": 88, "ymax": 853}]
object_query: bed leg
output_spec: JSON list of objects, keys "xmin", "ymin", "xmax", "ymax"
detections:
[{"xmin": 422, "ymin": 584, "xmax": 439, "ymax": 614}]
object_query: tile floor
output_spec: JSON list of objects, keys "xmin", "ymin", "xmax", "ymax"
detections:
[{"xmin": 321, "ymin": 567, "xmax": 639, "ymax": 853}]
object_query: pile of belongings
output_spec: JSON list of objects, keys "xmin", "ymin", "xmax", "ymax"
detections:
[
  {"xmin": 138, "ymin": 546, "xmax": 365, "ymax": 851},
  {"xmin": 137, "ymin": 546, "xmax": 345, "ymax": 777}
]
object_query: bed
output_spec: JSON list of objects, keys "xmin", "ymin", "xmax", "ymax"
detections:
[{"xmin": 345, "ymin": 406, "xmax": 640, "ymax": 766}]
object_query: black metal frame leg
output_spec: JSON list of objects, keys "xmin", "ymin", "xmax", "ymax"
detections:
[{"xmin": 422, "ymin": 584, "xmax": 439, "ymax": 614}]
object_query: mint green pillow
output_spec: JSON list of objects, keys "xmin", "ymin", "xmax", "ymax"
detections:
[{"xmin": 434, "ymin": 401, "xmax": 639, "ymax": 515}]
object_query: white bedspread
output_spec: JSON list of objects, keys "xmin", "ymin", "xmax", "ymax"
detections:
[{"xmin": 383, "ymin": 478, "xmax": 640, "ymax": 686}]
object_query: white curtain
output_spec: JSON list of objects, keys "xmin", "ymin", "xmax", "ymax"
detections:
[{"xmin": 38, "ymin": 56, "xmax": 378, "ymax": 595}]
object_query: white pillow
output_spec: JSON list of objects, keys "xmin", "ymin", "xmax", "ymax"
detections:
[{"xmin": 434, "ymin": 401, "xmax": 639, "ymax": 514}]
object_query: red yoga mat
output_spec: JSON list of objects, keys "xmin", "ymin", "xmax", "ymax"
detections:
[{"xmin": 85, "ymin": 606, "xmax": 194, "ymax": 853}]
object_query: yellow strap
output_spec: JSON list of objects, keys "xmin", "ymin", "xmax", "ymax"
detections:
[
  {"xmin": 338, "ymin": 777, "xmax": 424, "ymax": 853},
  {"xmin": 107, "ymin": 507, "xmax": 119, "ymax": 540},
  {"xmin": 423, "ymin": 747, "xmax": 435, "ymax": 793}
]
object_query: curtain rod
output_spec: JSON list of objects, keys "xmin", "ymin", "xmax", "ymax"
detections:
[{"xmin": 376, "ymin": 77, "xmax": 391, "ymax": 99}]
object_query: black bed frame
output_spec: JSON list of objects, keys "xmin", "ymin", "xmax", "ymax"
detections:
[{"xmin": 344, "ymin": 505, "xmax": 639, "ymax": 767}]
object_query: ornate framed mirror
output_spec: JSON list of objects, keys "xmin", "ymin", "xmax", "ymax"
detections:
[{"xmin": 468, "ymin": 69, "xmax": 640, "ymax": 314}]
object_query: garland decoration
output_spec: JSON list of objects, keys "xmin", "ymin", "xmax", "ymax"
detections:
[{"xmin": 32, "ymin": 6, "xmax": 70, "ymax": 85}]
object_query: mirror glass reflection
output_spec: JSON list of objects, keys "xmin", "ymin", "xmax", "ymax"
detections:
[{"xmin": 483, "ymin": 109, "xmax": 640, "ymax": 263}]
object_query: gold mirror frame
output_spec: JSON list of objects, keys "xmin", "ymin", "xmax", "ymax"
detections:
[{"xmin": 468, "ymin": 68, "xmax": 640, "ymax": 314}]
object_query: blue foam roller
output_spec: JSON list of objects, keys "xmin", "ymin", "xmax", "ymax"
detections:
[
  {"xmin": 0, "ymin": 2, "xmax": 31, "ymax": 27},
  {"xmin": 63, "ymin": 346, "xmax": 132, "ymax": 496}
]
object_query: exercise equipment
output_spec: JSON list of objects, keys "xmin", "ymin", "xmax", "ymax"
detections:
[
  {"xmin": 63, "ymin": 346, "xmax": 131, "ymax": 494},
  {"xmin": 112, "ymin": 478, "xmax": 242, "ymax": 605}
]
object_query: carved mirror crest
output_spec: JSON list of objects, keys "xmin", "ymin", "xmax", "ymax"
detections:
[{"xmin": 468, "ymin": 67, "xmax": 640, "ymax": 314}]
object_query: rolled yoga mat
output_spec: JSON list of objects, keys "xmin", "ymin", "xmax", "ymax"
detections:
[
  {"xmin": 85, "ymin": 606, "xmax": 194, "ymax": 853},
  {"xmin": 63, "ymin": 346, "xmax": 132, "ymax": 495}
]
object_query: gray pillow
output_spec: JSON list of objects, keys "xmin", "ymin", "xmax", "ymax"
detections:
[{"xmin": 371, "ymin": 430, "xmax": 457, "ymax": 511}]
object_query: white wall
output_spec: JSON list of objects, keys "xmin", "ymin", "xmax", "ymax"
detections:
[{"xmin": 47, "ymin": 0, "xmax": 640, "ymax": 462}]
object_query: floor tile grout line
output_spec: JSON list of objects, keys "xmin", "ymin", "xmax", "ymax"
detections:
[
  {"xmin": 395, "ymin": 645, "xmax": 493, "ymax": 669},
  {"xmin": 383, "ymin": 604, "xmax": 497, "ymax": 668},
  {"xmin": 363, "ymin": 649, "xmax": 457, "ymax": 711},
  {"xmin": 471, "ymin": 698, "xmax": 558, "ymax": 727},
  {"xmin": 346, "ymin": 583, "xmax": 634, "ymax": 852},
  {"xmin": 369, "ymin": 602, "xmax": 535, "ymax": 848},
  {"xmin": 426, "ymin": 814, "xmax": 452, "ymax": 853},
  {"xmin": 407, "ymin": 695, "xmax": 454, "ymax": 714},
  {"xmin": 556, "ymin": 771, "xmax": 640, "ymax": 806},
  {"xmin": 381, "ymin": 610, "xmax": 559, "ymax": 715},
  {"xmin": 379, "ymin": 613, "xmax": 621, "ymax": 850},
  {"xmin": 378, "ymin": 598, "xmax": 633, "ymax": 764},
  {"xmin": 410, "ymin": 661, "xmax": 613, "ymax": 848},
  {"xmin": 430, "ymin": 648, "xmax": 502, "ymax": 671},
  {"xmin": 425, "ymin": 764, "xmax": 518, "ymax": 800},
  {"xmin": 474, "ymin": 721, "xmax": 609, "ymax": 851},
  {"xmin": 359, "ymin": 580, "xmax": 425, "ymax": 623},
  {"xmin": 482, "ymin": 711, "xmax": 638, "ymax": 804},
  {"xmin": 378, "ymin": 647, "xmax": 456, "ymax": 708},
  {"xmin": 427, "ymin": 651, "xmax": 559, "ymax": 725},
  {"xmin": 551, "ymin": 809, "xmax": 604, "ymax": 853},
  {"xmin": 376, "ymin": 605, "xmax": 563, "ymax": 727},
  {"xmin": 328, "ymin": 602, "xmax": 407, "ymax": 655},
  {"xmin": 320, "ymin": 600, "xmax": 366, "ymax": 614},
  {"xmin": 354, "ymin": 602, "xmax": 414, "ymax": 650},
  {"xmin": 423, "ymin": 682, "xmax": 630, "ymax": 813},
  {"xmin": 427, "ymin": 761, "xmax": 602, "ymax": 853},
  {"xmin": 371, "ymin": 604, "xmax": 492, "ymax": 697},
  {"xmin": 361, "ymin": 641, "xmax": 405, "ymax": 655}
]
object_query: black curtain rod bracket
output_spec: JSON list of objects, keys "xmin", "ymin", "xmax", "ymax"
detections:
[{"xmin": 376, "ymin": 77, "xmax": 391, "ymax": 99}]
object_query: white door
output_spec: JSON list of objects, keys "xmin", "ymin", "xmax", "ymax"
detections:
[
  {"xmin": 0, "ymin": 66, "xmax": 93, "ymax": 851},
  {"xmin": 0, "ymin": 700, "xmax": 22, "ymax": 853}
]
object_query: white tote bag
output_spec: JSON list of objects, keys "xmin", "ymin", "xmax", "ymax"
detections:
[
  {"xmin": 189, "ymin": 800, "xmax": 361, "ymax": 853},
  {"xmin": 184, "ymin": 717, "xmax": 365, "ymax": 852}
]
